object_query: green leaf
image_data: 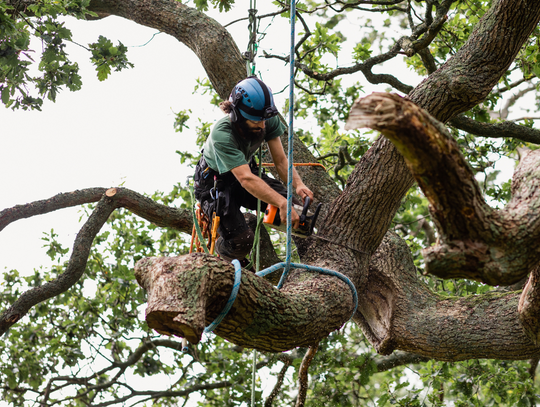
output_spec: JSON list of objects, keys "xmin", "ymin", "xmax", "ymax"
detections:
[{"xmin": 1, "ymin": 87, "xmax": 9, "ymax": 104}]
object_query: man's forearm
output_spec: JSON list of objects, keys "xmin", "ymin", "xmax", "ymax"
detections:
[{"xmin": 240, "ymin": 174, "xmax": 287, "ymax": 209}]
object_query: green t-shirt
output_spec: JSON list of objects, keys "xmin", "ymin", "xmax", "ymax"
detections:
[{"xmin": 203, "ymin": 116, "xmax": 286, "ymax": 174}]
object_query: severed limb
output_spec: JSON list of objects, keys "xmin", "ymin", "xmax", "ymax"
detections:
[
  {"xmin": 134, "ymin": 254, "xmax": 355, "ymax": 352},
  {"xmin": 519, "ymin": 264, "xmax": 540, "ymax": 345},
  {"xmin": 346, "ymin": 93, "xmax": 540, "ymax": 286}
]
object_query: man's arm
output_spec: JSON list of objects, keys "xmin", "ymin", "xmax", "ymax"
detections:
[
  {"xmin": 266, "ymin": 137, "xmax": 314, "ymax": 203},
  {"xmin": 231, "ymin": 164, "xmax": 301, "ymax": 228}
]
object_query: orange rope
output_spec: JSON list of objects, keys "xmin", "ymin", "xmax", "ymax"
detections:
[{"xmin": 261, "ymin": 162, "xmax": 326, "ymax": 170}]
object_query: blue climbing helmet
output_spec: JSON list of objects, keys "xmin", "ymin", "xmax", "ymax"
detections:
[{"xmin": 229, "ymin": 76, "xmax": 279, "ymax": 122}]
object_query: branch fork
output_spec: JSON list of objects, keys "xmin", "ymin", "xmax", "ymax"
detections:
[{"xmin": 346, "ymin": 92, "xmax": 540, "ymax": 286}]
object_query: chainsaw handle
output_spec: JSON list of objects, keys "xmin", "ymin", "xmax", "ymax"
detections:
[{"xmin": 300, "ymin": 196, "xmax": 311, "ymax": 223}]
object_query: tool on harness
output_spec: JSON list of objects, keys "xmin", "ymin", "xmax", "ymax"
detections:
[
  {"xmin": 209, "ymin": 176, "xmax": 222, "ymax": 255},
  {"xmin": 190, "ymin": 176, "xmax": 222, "ymax": 255},
  {"xmin": 263, "ymin": 197, "xmax": 322, "ymax": 237}
]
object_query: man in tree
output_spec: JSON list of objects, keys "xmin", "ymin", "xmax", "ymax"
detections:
[{"xmin": 194, "ymin": 76, "xmax": 314, "ymax": 263}]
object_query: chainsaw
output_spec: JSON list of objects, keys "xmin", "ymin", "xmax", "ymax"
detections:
[{"xmin": 263, "ymin": 197, "xmax": 322, "ymax": 237}]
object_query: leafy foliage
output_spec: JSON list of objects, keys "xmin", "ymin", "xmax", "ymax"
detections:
[
  {"xmin": 0, "ymin": 0, "xmax": 133, "ymax": 110},
  {"xmin": 88, "ymin": 35, "xmax": 133, "ymax": 82},
  {"xmin": 3, "ymin": 0, "xmax": 540, "ymax": 406}
]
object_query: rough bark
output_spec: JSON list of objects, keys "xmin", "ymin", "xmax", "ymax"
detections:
[
  {"xmin": 134, "ymin": 254, "xmax": 355, "ymax": 352},
  {"xmin": 519, "ymin": 264, "xmax": 540, "ymax": 345},
  {"xmin": 360, "ymin": 232, "xmax": 540, "ymax": 360},
  {"xmin": 346, "ymin": 93, "xmax": 540, "ymax": 286}
]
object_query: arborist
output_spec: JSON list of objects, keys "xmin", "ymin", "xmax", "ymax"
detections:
[{"xmin": 194, "ymin": 76, "xmax": 314, "ymax": 265}]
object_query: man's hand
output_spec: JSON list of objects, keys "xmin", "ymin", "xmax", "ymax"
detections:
[
  {"xmin": 296, "ymin": 183, "xmax": 314, "ymax": 204},
  {"xmin": 279, "ymin": 200, "xmax": 300, "ymax": 229}
]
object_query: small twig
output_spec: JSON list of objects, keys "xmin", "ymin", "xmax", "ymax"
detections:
[
  {"xmin": 295, "ymin": 342, "xmax": 319, "ymax": 407},
  {"xmin": 264, "ymin": 356, "xmax": 292, "ymax": 406}
]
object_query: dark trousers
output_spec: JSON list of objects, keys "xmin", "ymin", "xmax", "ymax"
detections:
[{"xmin": 194, "ymin": 158, "xmax": 288, "ymax": 261}]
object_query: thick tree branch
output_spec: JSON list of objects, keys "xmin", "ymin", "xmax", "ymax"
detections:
[
  {"xmin": 134, "ymin": 254, "xmax": 356, "ymax": 352},
  {"xmin": 0, "ymin": 188, "xmax": 107, "ymax": 232},
  {"xmin": 0, "ymin": 188, "xmax": 193, "ymax": 335},
  {"xmin": 0, "ymin": 194, "xmax": 116, "ymax": 336},
  {"xmin": 0, "ymin": 187, "xmax": 193, "ymax": 234},
  {"xmin": 519, "ymin": 265, "xmax": 540, "ymax": 345},
  {"xmin": 347, "ymin": 93, "xmax": 540, "ymax": 286},
  {"xmin": 449, "ymin": 115, "xmax": 540, "ymax": 144},
  {"xmin": 356, "ymin": 231, "xmax": 540, "ymax": 359}
]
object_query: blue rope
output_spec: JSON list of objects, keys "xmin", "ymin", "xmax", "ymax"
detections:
[
  {"xmin": 284, "ymin": 0, "xmax": 297, "ymax": 278},
  {"xmin": 256, "ymin": 263, "xmax": 358, "ymax": 320},
  {"xmin": 204, "ymin": 259, "xmax": 242, "ymax": 333}
]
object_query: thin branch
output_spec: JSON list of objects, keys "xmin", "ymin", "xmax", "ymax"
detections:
[
  {"xmin": 0, "ymin": 193, "xmax": 117, "ymax": 336},
  {"xmin": 295, "ymin": 342, "xmax": 319, "ymax": 407},
  {"xmin": 499, "ymin": 84, "xmax": 537, "ymax": 120},
  {"xmin": 449, "ymin": 115, "xmax": 540, "ymax": 145},
  {"xmin": 373, "ymin": 351, "xmax": 430, "ymax": 372},
  {"xmin": 264, "ymin": 357, "xmax": 292, "ymax": 407},
  {"xmin": 88, "ymin": 381, "xmax": 233, "ymax": 407},
  {"xmin": 493, "ymin": 76, "xmax": 535, "ymax": 96},
  {"xmin": 264, "ymin": 41, "xmax": 414, "ymax": 94},
  {"xmin": 224, "ymin": 8, "xmax": 288, "ymax": 28}
]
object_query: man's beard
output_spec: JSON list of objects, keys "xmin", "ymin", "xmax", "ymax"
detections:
[{"xmin": 237, "ymin": 120, "xmax": 266, "ymax": 139}]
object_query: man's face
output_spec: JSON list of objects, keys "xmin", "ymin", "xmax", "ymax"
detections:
[{"xmin": 238, "ymin": 119, "xmax": 266, "ymax": 138}]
